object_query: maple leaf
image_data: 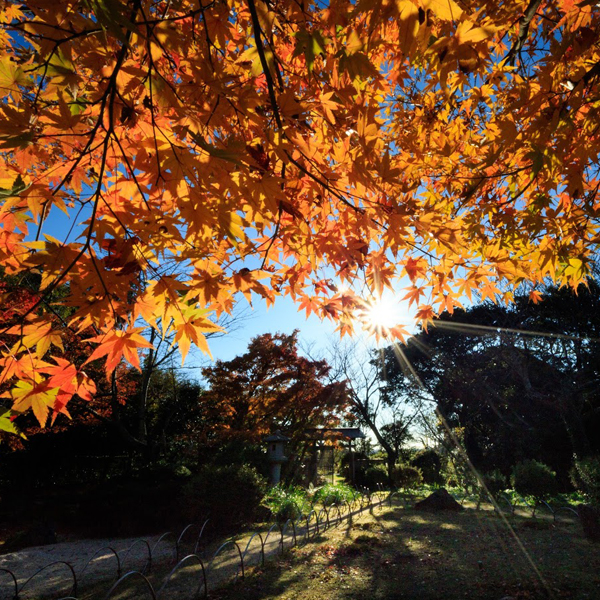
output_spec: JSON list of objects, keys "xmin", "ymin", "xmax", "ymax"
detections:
[
  {"xmin": 44, "ymin": 357, "xmax": 97, "ymax": 402},
  {"xmin": 3, "ymin": 380, "xmax": 59, "ymax": 428},
  {"xmin": 529, "ymin": 290, "xmax": 543, "ymax": 304},
  {"xmin": 85, "ymin": 328, "xmax": 154, "ymax": 375},
  {"xmin": 7, "ymin": 321, "xmax": 64, "ymax": 358},
  {"xmin": 0, "ymin": 407, "xmax": 26, "ymax": 438},
  {"xmin": 403, "ymin": 286, "xmax": 425, "ymax": 307},
  {"xmin": 0, "ymin": 354, "xmax": 52, "ymax": 386},
  {"xmin": 416, "ymin": 305, "xmax": 435, "ymax": 329},
  {"xmin": 173, "ymin": 312, "xmax": 223, "ymax": 363},
  {"xmin": 403, "ymin": 258, "xmax": 428, "ymax": 283}
]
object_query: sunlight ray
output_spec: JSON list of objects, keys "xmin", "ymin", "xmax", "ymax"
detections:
[
  {"xmin": 434, "ymin": 407, "xmax": 555, "ymax": 599},
  {"xmin": 432, "ymin": 320, "xmax": 600, "ymax": 343},
  {"xmin": 391, "ymin": 342, "xmax": 426, "ymax": 389},
  {"xmin": 405, "ymin": 335, "xmax": 434, "ymax": 359},
  {"xmin": 388, "ymin": 335, "xmax": 557, "ymax": 599}
]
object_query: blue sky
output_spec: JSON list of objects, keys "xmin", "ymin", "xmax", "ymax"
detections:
[
  {"xmin": 206, "ymin": 293, "xmax": 339, "ymax": 361},
  {"xmin": 203, "ymin": 284, "xmax": 419, "ymax": 366}
]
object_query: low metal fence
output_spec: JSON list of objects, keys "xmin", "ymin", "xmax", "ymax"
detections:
[
  {"xmin": 0, "ymin": 490, "xmax": 388, "ymax": 600},
  {"xmin": 0, "ymin": 488, "xmax": 582, "ymax": 600}
]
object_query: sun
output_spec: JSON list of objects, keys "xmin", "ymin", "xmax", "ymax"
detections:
[{"xmin": 354, "ymin": 294, "xmax": 414, "ymax": 340}]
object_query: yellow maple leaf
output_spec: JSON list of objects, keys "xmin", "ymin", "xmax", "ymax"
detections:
[
  {"xmin": 7, "ymin": 321, "xmax": 64, "ymax": 358},
  {"xmin": 5, "ymin": 380, "xmax": 59, "ymax": 428}
]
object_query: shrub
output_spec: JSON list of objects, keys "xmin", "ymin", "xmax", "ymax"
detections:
[
  {"xmin": 392, "ymin": 464, "xmax": 423, "ymax": 490},
  {"xmin": 570, "ymin": 456, "xmax": 600, "ymax": 505},
  {"xmin": 181, "ymin": 464, "xmax": 267, "ymax": 532},
  {"xmin": 445, "ymin": 476, "xmax": 459, "ymax": 489},
  {"xmin": 263, "ymin": 485, "xmax": 309, "ymax": 522},
  {"xmin": 411, "ymin": 449, "xmax": 443, "ymax": 485},
  {"xmin": 74, "ymin": 477, "xmax": 184, "ymax": 538},
  {"xmin": 511, "ymin": 460, "xmax": 557, "ymax": 501},
  {"xmin": 483, "ymin": 470, "xmax": 507, "ymax": 498},
  {"xmin": 354, "ymin": 464, "xmax": 388, "ymax": 490},
  {"xmin": 312, "ymin": 483, "xmax": 357, "ymax": 506}
]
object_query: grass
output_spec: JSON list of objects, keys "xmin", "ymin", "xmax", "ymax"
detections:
[{"xmin": 212, "ymin": 502, "xmax": 600, "ymax": 600}]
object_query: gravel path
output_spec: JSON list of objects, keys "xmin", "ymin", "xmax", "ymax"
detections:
[
  {"xmin": 0, "ymin": 523, "xmax": 304, "ymax": 599},
  {"xmin": 0, "ymin": 499, "xmax": 378, "ymax": 599},
  {"xmin": 0, "ymin": 534, "xmax": 173, "ymax": 599}
]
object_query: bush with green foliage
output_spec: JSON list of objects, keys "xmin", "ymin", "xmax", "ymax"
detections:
[
  {"xmin": 411, "ymin": 449, "xmax": 443, "ymax": 485},
  {"xmin": 354, "ymin": 464, "xmax": 388, "ymax": 490},
  {"xmin": 483, "ymin": 469, "xmax": 507, "ymax": 497},
  {"xmin": 392, "ymin": 464, "xmax": 423, "ymax": 489},
  {"xmin": 445, "ymin": 456, "xmax": 480, "ymax": 495},
  {"xmin": 263, "ymin": 485, "xmax": 309, "ymax": 522},
  {"xmin": 570, "ymin": 456, "xmax": 600, "ymax": 505},
  {"xmin": 511, "ymin": 460, "xmax": 557, "ymax": 501},
  {"xmin": 312, "ymin": 482, "xmax": 357, "ymax": 506},
  {"xmin": 181, "ymin": 463, "xmax": 267, "ymax": 532}
]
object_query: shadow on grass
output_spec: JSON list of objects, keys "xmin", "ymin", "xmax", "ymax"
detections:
[{"xmin": 213, "ymin": 504, "xmax": 600, "ymax": 600}]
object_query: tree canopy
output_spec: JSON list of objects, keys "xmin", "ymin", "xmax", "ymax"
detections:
[
  {"xmin": 198, "ymin": 331, "xmax": 348, "ymax": 445},
  {"xmin": 380, "ymin": 281, "xmax": 600, "ymax": 478},
  {"xmin": 1, "ymin": 0, "xmax": 600, "ymax": 426}
]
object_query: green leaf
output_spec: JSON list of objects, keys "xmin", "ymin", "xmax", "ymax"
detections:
[
  {"xmin": 293, "ymin": 29, "xmax": 327, "ymax": 73},
  {"xmin": 87, "ymin": 0, "xmax": 137, "ymax": 43},
  {"xmin": 0, "ymin": 57, "xmax": 28, "ymax": 91},
  {"xmin": 529, "ymin": 147, "xmax": 544, "ymax": 177},
  {"xmin": 46, "ymin": 48, "xmax": 75, "ymax": 78},
  {"xmin": 0, "ymin": 408, "xmax": 26, "ymax": 439},
  {"xmin": 69, "ymin": 101, "xmax": 87, "ymax": 116},
  {"xmin": 187, "ymin": 131, "xmax": 243, "ymax": 165},
  {"xmin": 339, "ymin": 51, "xmax": 378, "ymax": 81},
  {"xmin": 0, "ymin": 174, "xmax": 30, "ymax": 199}
]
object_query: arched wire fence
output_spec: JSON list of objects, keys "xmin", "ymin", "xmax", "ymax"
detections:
[
  {"xmin": 157, "ymin": 554, "xmax": 207, "ymax": 600},
  {"xmin": 16, "ymin": 560, "xmax": 78, "ymax": 599},
  {"xmin": 121, "ymin": 538, "xmax": 152, "ymax": 574},
  {"xmin": 151, "ymin": 532, "xmax": 178, "ymax": 565},
  {"xmin": 487, "ymin": 493, "xmax": 580, "ymax": 527},
  {"xmin": 0, "ymin": 488, "xmax": 583, "ymax": 600},
  {"xmin": 101, "ymin": 570, "xmax": 156, "ymax": 600},
  {"xmin": 79, "ymin": 546, "xmax": 122, "ymax": 583},
  {"xmin": 0, "ymin": 567, "xmax": 18, "ymax": 599}
]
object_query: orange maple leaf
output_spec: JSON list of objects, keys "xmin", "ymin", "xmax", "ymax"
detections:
[
  {"xmin": 85, "ymin": 328, "xmax": 153, "ymax": 375},
  {"xmin": 529, "ymin": 290, "xmax": 543, "ymax": 304}
]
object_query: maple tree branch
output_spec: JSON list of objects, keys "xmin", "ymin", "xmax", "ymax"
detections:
[
  {"xmin": 11, "ymin": 23, "xmax": 103, "ymax": 45},
  {"xmin": 578, "ymin": 59, "xmax": 600, "ymax": 87},
  {"xmin": 88, "ymin": 242, "xmax": 120, "ymax": 323},
  {"xmin": 284, "ymin": 152, "xmax": 365, "ymax": 215},
  {"xmin": 260, "ymin": 207, "xmax": 282, "ymax": 269},
  {"xmin": 32, "ymin": 0, "xmax": 141, "ymax": 211},
  {"xmin": 201, "ymin": 4, "xmax": 215, "ymax": 70},
  {"xmin": 140, "ymin": 21, "xmax": 186, "ymax": 187},
  {"xmin": 264, "ymin": 34, "xmax": 285, "ymax": 91},
  {"xmin": 133, "ymin": 2, "xmax": 218, "ymax": 26},
  {"xmin": 503, "ymin": 0, "xmax": 542, "ymax": 67},
  {"xmin": 246, "ymin": 0, "xmax": 283, "ymax": 129},
  {"xmin": 205, "ymin": 95, "xmax": 221, "ymax": 128},
  {"xmin": 112, "ymin": 134, "xmax": 152, "ymax": 212}
]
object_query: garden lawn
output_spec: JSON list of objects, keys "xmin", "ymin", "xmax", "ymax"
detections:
[{"xmin": 213, "ymin": 503, "xmax": 600, "ymax": 600}]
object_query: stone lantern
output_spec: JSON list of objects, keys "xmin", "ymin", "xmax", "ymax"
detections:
[{"xmin": 264, "ymin": 430, "xmax": 290, "ymax": 486}]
